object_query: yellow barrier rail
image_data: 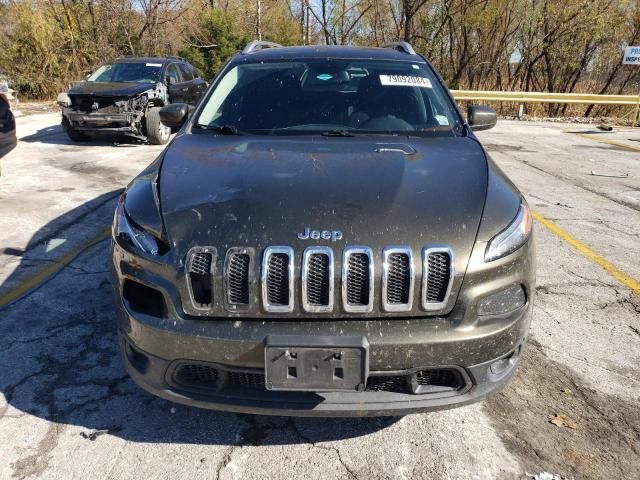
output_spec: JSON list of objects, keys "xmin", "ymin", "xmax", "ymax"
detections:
[
  {"xmin": 450, "ymin": 90, "xmax": 640, "ymax": 125},
  {"xmin": 450, "ymin": 90, "xmax": 640, "ymax": 105}
]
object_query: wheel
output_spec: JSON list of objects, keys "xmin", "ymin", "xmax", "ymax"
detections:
[
  {"xmin": 145, "ymin": 107, "xmax": 171, "ymax": 145},
  {"xmin": 62, "ymin": 116, "xmax": 90, "ymax": 142}
]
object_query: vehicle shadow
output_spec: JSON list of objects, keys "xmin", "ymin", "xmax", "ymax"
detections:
[
  {"xmin": 0, "ymin": 193, "xmax": 399, "ymax": 447},
  {"xmin": 19, "ymin": 124, "xmax": 148, "ymax": 147}
]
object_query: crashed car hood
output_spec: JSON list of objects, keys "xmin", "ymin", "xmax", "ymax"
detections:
[
  {"xmin": 68, "ymin": 82, "xmax": 155, "ymax": 97},
  {"xmin": 160, "ymin": 134, "xmax": 488, "ymax": 273}
]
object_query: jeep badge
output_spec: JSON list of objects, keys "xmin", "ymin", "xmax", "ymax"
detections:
[{"xmin": 297, "ymin": 227, "xmax": 343, "ymax": 242}]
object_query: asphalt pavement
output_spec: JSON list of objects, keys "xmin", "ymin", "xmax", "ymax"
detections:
[{"xmin": 0, "ymin": 114, "xmax": 638, "ymax": 480}]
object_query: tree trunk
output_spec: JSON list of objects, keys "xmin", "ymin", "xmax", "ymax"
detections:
[{"xmin": 256, "ymin": 0, "xmax": 262, "ymax": 40}]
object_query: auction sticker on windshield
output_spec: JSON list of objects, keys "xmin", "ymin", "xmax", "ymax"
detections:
[{"xmin": 379, "ymin": 74, "xmax": 432, "ymax": 88}]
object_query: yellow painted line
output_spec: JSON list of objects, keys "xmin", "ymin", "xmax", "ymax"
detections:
[
  {"xmin": 563, "ymin": 130, "xmax": 640, "ymax": 153},
  {"xmin": 0, "ymin": 228, "xmax": 110, "ymax": 309},
  {"xmin": 532, "ymin": 211, "xmax": 640, "ymax": 295}
]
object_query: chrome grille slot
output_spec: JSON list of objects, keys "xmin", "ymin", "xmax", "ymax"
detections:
[
  {"xmin": 226, "ymin": 252, "xmax": 250, "ymax": 306},
  {"xmin": 422, "ymin": 247, "xmax": 454, "ymax": 310},
  {"xmin": 342, "ymin": 247, "xmax": 374, "ymax": 312},
  {"xmin": 262, "ymin": 247, "xmax": 294, "ymax": 312},
  {"xmin": 382, "ymin": 247, "xmax": 414, "ymax": 312},
  {"xmin": 425, "ymin": 254, "xmax": 450, "ymax": 302},
  {"xmin": 302, "ymin": 247, "xmax": 334, "ymax": 312},
  {"xmin": 267, "ymin": 255, "xmax": 289, "ymax": 304},
  {"xmin": 186, "ymin": 247, "xmax": 216, "ymax": 308}
]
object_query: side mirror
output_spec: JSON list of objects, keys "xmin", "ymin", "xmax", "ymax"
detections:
[
  {"xmin": 468, "ymin": 105, "xmax": 497, "ymax": 131},
  {"xmin": 159, "ymin": 103, "xmax": 189, "ymax": 128}
]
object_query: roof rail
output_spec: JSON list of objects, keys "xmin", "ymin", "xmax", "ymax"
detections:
[
  {"xmin": 381, "ymin": 42, "xmax": 416, "ymax": 56},
  {"xmin": 242, "ymin": 40, "xmax": 283, "ymax": 54},
  {"xmin": 115, "ymin": 55, "xmax": 186, "ymax": 62}
]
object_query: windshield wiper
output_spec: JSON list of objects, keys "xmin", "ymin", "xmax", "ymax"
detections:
[
  {"xmin": 195, "ymin": 123, "xmax": 243, "ymax": 135},
  {"xmin": 321, "ymin": 130, "xmax": 355, "ymax": 137}
]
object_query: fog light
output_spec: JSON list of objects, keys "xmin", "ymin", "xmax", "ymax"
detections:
[
  {"xmin": 489, "ymin": 358, "xmax": 512, "ymax": 375},
  {"xmin": 489, "ymin": 344, "xmax": 523, "ymax": 377},
  {"xmin": 477, "ymin": 284, "xmax": 526, "ymax": 316}
]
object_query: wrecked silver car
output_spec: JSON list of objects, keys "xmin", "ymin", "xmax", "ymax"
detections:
[{"xmin": 57, "ymin": 57, "xmax": 206, "ymax": 144}]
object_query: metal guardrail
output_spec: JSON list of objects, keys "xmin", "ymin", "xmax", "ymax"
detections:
[
  {"xmin": 451, "ymin": 90, "xmax": 640, "ymax": 105},
  {"xmin": 450, "ymin": 90, "xmax": 640, "ymax": 125}
]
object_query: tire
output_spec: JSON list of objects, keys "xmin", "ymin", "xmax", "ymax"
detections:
[
  {"xmin": 62, "ymin": 116, "xmax": 90, "ymax": 142},
  {"xmin": 145, "ymin": 107, "xmax": 171, "ymax": 145}
]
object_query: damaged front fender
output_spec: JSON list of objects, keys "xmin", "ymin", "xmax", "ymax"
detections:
[{"xmin": 123, "ymin": 154, "xmax": 166, "ymax": 240}]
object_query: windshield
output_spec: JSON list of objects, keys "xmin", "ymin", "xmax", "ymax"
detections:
[
  {"xmin": 87, "ymin": 62, "xmax": 162, "ymax": 83},
  {"xmin": 195, "ymin": 59, "xmax": 462, "ymax": 136}
]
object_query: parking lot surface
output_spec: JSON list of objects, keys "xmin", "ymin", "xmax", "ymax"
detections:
[{"xmin": 0, "ymin": 115, "xmax": 638, "ymax": 480}]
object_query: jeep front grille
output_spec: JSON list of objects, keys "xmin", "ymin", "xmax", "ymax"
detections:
[
  {"xmin": 422, "ymin": 247, "xmax": 454, "ymax": 310},
  {"xmin": 342, "ymin": 247, "xmax": 374, "ymax": 312},
  {"xmin": 262, "ymin": 247, "xmax": 294, "ymax": 312},
  {"xmin": 382, "ymin": 247, "xmax": 414, "ymax": 312},
  {"xmin": 302, "ymin": 247, "xmax": 334, "ymax": 312},
  {"xmin": 185, "ymin": 245, "xmax": 454, "ymax": 315}
]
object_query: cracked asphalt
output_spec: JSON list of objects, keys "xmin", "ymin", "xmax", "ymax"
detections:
[{"xmin": 0, "ymin": 115, "xmax": 639, "ymax": 480}]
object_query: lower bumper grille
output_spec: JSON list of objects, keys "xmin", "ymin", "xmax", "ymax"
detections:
[
  {"xmin": 174, "ymin": 363, "xmax": 219, "ymax": 388},
  {"xmin": 173, "ymin": 363, "xmax": 466, "ymax": 395}
]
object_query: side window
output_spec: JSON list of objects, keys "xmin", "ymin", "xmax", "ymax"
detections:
[
  {"xmin": 190, "ymin": 65, "xmax": 200, "ymax": 79},
  {"xmin": 166, "ymin": 64, "xmax": 182, "ymax": 85},
  {"xmin": 178, "ymin": 63, "xmax": 193, "ymax": 81}
]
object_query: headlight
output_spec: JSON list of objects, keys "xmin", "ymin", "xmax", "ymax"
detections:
[
  {"xmin": 113, "ymin": 197, "xmax": 159, "ymax": 255},
  {"xmin": 484, "ymin": 202, "xmax": 532, "ymax": 262},
  {"xmin": 56, "ymin": 92, "xmax": 71, "ymax": 107}
]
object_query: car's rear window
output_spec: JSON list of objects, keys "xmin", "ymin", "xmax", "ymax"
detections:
[{"xmin": 195, "ymin": 59, "xmax": 462, "ymax": 137}]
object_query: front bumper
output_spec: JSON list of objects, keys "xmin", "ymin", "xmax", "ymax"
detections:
[
  {"xmin": 112, "ymin": 237, "xmax": 534, "ymax": 416},
  {"xmin": 119, "ymin": 329, "xmax": 526, "ymax": 417},
  {"xmin": 62, "ymin": 109, "xmax": 143, "ymax": 137}
]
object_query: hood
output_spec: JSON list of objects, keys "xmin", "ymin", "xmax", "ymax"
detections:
[
  {"xmin": 68, "ymin": 82, "xmax": 155, "ymax": 97},
  {"xmin": 159, "ymin": 133, "xmax": 488, "ymax": 275}
]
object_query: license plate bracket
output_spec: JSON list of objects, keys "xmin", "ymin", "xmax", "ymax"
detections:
[{"xmin": 264, "ymin": 335, "xmax": 369, "ymax": 392}]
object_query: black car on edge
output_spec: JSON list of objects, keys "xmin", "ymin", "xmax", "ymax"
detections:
[
  {"xmin": 57, "ymin": 57, "xmax": 206, "ymax": 144},
  {"xmin": 0, "ymin": 85, "xmax": 17, "ymax": 172},
  {"xmin": 111, "ymin": 41, "xmax": 535, "ymax": 416}
]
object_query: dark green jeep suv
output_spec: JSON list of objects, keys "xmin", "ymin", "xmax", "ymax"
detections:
[{"xmin": 111, "ymin": 41, "xmax": 534, "ymax": 416}]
